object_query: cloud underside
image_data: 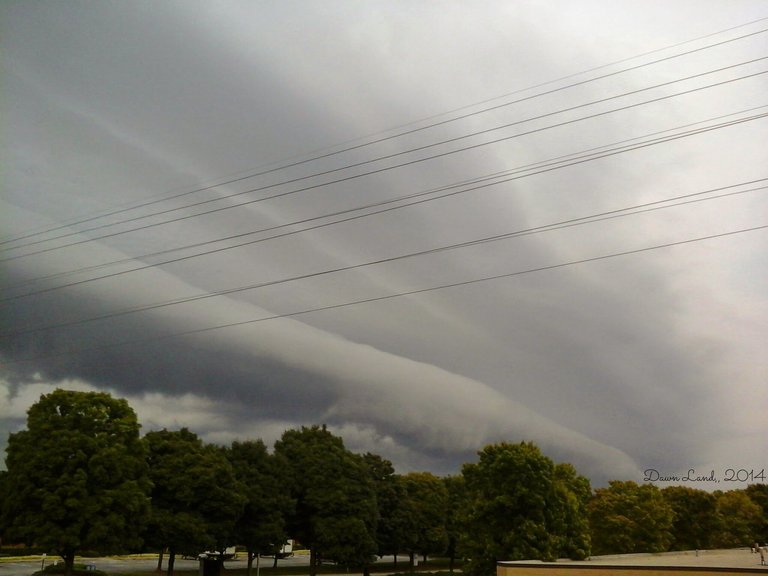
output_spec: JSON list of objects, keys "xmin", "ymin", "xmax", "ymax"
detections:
[
  {"xmin": 2, "ymin": 1, "xmax": 766, "ymax": 486},
  {"xmin": 1, "ymin": 222, "xmax": 644, "ymax": 482}
]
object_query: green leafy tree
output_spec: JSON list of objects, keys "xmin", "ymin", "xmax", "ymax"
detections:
[
  {"xmin": 144, "ymin": 428, "xmax": 208, "ymax": 574},
  {"xmin": 274, "ymin": 425, "xmax": 378, "ymax": 576},
  {"xmin": 443, "ymin": 475, "xmax": 466, "ymax": 572},
  {"xmin": 459, "ymin": 442, "xmax": 590, "ymax": 576},
  {"xmin": 143, "ymin": 429, "xmax": 246, "ymax": 576},
  {"xmin": 361, "ymin": 453, "xmax": 405, "ymax": 564},
  {"xmin": 226, "ymin": 440, "xmax": 294, "ymax": 576},
  {"xmin": 588, "ymin": 481, "xmax": 674, "ymax": 555},
  {"xmin": 0, "ymin": 389, "xmax": 151, "ymax": 576},
  {"xmin": 401, "ymin": 472, "xmax": 448, "ymax": 567},
  {"xmin": 548, "ymin": 463, "xmax": 591, "ymax": 560},
  {"xmin": 712, "ymin": 490, "xmax": 763, "ymax": 548},
  {"xmin": 661, "ymin": 486, "xmax": 717, "ymax": 550},
  {"xmin": 0, "ymin": 470, "xmax": 7, "ymax": 531},
  {"xmin": 744, "ymin": 484, "xmax": 768, "ymax": 544},
  {"xmin": 0, "ymin": 469, "xmax": 10, "ymax": 547}
]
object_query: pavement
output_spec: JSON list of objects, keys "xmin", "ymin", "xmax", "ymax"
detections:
[
  {"xmin": 531, "ymin": 548, "xmax": 768, "ymax": 569},
  {"xmin": 0, "ymin": 552, "xmax": 397, "ymax": 576}
]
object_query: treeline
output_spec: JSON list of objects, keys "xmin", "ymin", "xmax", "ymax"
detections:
[
  {"xmin": 590, "ymin": 480, "xmax": 766, "ymax": 555},
  {"xmin": 0, "ymin": 390, "xmax": 766, "ymax": 576}
]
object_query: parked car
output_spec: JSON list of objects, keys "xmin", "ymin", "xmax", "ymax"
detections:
[{"xmin": 198, "ymin": 547, "xmax": 238, "ymax": 560}]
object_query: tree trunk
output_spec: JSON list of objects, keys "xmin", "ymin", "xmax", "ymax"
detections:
[
  {"xmin": 447, "ymin": 539, "xmax": 455, "ymax": 573},
  {"xmin": 62, "ymin": 549, "xmax": 76, "ymax": 576},
  {"xmin": 309, "ymin": 548, "xmax": 318, "ymax": 576},
  {"xmin": 408, "ymin": 551, "xmax": 415, "ymax": 572},
  {"xmin": 157, "ymin": 549, "xmax": 165, "ymax": 572},
  {"xmin": 246, "ymin": 551, "xmax": 254, "ymax": 576},
  {"xmin": 167, "ymin": 549, "xmax": 176, "ymax": 576}
]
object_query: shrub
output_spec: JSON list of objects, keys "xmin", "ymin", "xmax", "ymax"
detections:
[{"xmin": 34, "ymin": 562, "xmax": 108, "ymax": 576}]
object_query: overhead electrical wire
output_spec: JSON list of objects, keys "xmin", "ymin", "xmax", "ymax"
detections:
[
  {"xmin": 1, "ymin": 12, "xmax": 765, "ymax": 409},
  {"xmin": 4, "ymin": 20, "xmax": 767, "ymax": 249},
  {"xmin": 3, "ymin": 64, "xmax": 767, "ymax": 262},
  {"xmin": 3, "ymin": 176, "xmax": 766, "ymax": 339},
  {"xmin": 3, "ymin": 20, "xmax": 765, "ymax": 248},
  {"xmin": 4, "ymin": 223, "xmax": 766, "ymax": 367},
  {"xmin": 4, "ymin": 103, "xmax": 764, "ymax": 296},
  {"xmin": 4, "ymin": 83, "xmax": 765, "ymax": 364},
  {"xmin": 3, "ymin": 110, "xmax": 766, "ymax": 302},
  {"xmin": 2, "ymin": 28, "xmax": 767, "ymax": 251}
]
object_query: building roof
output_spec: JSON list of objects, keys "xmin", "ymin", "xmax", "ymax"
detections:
[{"xmin": 498, "ymin": 548, "xmax": 768, "ymax": 575}]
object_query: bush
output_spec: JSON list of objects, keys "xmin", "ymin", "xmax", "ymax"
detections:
[
  {"xmin": 33, "ymin": 562, "xmax": 108, "ymax": 576},
  {"xmin": 0, "ymin": 545, "xmax": 50, "ymax": 557},
  {"xmin": 389, "ymin": 572, "xmax": 458, "ymax": 576}
]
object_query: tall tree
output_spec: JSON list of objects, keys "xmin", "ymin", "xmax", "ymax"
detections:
[
  {"xmin": 401, "ymin": 472, "xmax": 448, "ymax": 566},
  {"xmin": 361, "ymin": 453, "xmax": 405, "ymax": 564},
  {"xmin": 744, "ymin": 484, "xmax": 768, "ymax": 545},
  {"xmin": 662, "ymin": 486, "xmax": 717, "ymax": 550},
  {"xmin": 0, "ymin": 389, "xmax": 151, "ymax": 576},
  {"xmin": 548, "ymin": 463, "xmax": 591, "ymax": 560},
  {"xmin": 144, "ymin": 429, "xmax": 245, "ymax": 576},
  {"xmin": 443, "ymin": 475, "xmax": 466, "ymax": 572},
  {"xmin": 226, "ymin": 440, "xmax": 294, "ymax": 576},
  {"xmin": 274, "ymin": 425, "xmax": 378, "ymax": 576},
  {"xmin": 459, "ymin": 442, "xmax": 589, "ymax": 576},
  {"xmin": 0, "ymin": 470, "xmax": 8, "ymax": 544},
  {"xmin": 712, "ymin": 490, "xmax": 763, "ymax": 548},
  {"xmin": 588, "ymin": 481, "xmax": 674, "ymax": 555}
]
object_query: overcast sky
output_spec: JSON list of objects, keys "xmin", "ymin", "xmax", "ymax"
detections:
[{"xmin": 1, "ymin": 1, "xmax": 767, "ymax": 488}]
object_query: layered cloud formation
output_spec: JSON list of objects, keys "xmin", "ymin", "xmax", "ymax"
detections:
[{"xmin": 2, "ymin": 1, "xmax": 766, "ymax": 486}]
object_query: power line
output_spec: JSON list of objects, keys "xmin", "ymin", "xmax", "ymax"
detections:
[
  {"xmin": 3, "ymin": 23, "xmax": 765, "ymax": 248},
  {"xmin": 5, "ymin": 104, "xmax": 764, "ymax": 295},
  {"xmin": 3, "ymin": 110, "xmax": 766, "ymax": 302},
  {"xmin": 5, "ymin": 56, "xmax": 764, "ymax": 255},
  {"xmin": 3, "ymin": 178, "xmax": 765, "ymax": 339},
  {"xmin": 4, "ymin": 224, "xmax": 765, "ymax": 366},
  {"xmin": 4, "ymin": 66, "xmax": 766, "ymax": 262}
]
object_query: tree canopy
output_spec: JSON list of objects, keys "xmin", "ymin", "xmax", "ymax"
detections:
[
  {"xmin": 274, "ymin": 425, "xmax": 378, "ymax": 575},
  {"xmin": 458, "ymin": 442, "xmax": 591, "ymax": 576},
  {"xmin": 361, "ymin": 453, "xmax": 405, "ymax": 562},
  {"xmin": 1, "ymin": 389, "xmax": 151, "ymax": 576},
  {"xmin": 226, "ymin": 439, "xmax": 294, "ymax": 576},
  {"xmin": 662, "ymin": 486, "xmax": 717, "ymax": 550},
  {"xmin": 2, "ymin": 388, "xmax": 764, "ymax": 576},
  {"xmin": 400, "ymin": 472, "xmax": 448, "ymax": 564},
  {"xmin": 711, "ymin": 490, "xmax": 763, "ymax": 549},
  {"xmin": 143, "ymin": 428, "xmax": 245, "ymax": 576},
  {"xmin": 744, "ymin": 484, "xmax": 768, "ymax": 544},
  {"xmin": 588, "ymin": 480, "xmax": 674, "ymax": 555}
]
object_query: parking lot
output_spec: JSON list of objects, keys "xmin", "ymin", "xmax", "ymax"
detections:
[
  {"xmin": 0, "ymin": 555, "xmax": 287, "ymax": 576},
  {"xmin": 0, "ymin": 553, "xmax": 406, "ymax": 576}
]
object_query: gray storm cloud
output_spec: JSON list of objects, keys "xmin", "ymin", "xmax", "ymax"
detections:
[
  {"xmin": 0, "ymin": 215, "xmax": 640, "ymax": 482},
  {"xmin": 2, "ymin": 1, "xmax": 766, "ymax": 486}
]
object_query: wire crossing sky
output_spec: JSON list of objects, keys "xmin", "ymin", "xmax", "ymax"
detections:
[
  {"xmin": 3, "ymin": 60, "xmax": 767, "ymax": 258},
  {"xmin": 1, "ymin": 0, "xmax": 766, "ymax": 487},
  {"xmin": 4, "ymin": 112, "xmax": 766, "ymax": 301},
  {"xmin": 2, "ymin": 24, "xmax": 767, "ymax": 249}
]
